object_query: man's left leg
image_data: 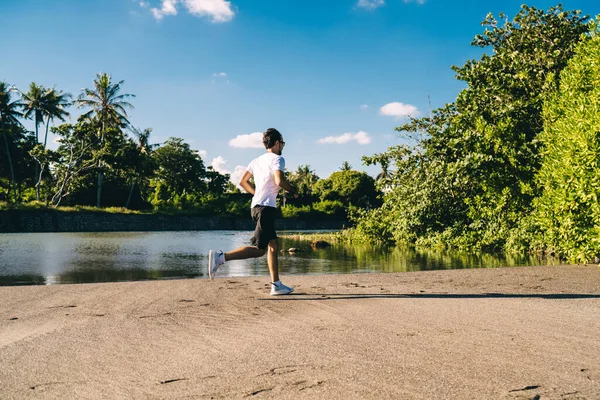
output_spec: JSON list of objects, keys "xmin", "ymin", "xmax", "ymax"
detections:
[
  {"xmin": 268, "ymin": 238, "xmax": 293, "ymax": 296},
  {"xmin": 267, "ymin": 239, "xmax": 279, "ymax": 283}
]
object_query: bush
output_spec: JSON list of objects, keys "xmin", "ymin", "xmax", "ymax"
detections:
[
  {"xmin": 312, "ymin": 200, "xmax": 346, "ymax": 219},
  {"xmin": 530, "ymin": 25, "xmax": 600, "ymax": 262}
]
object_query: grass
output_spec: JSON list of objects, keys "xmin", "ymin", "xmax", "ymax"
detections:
[
  {"xmin": 0, "ymin": 202, "xmax": 223, "ymax": 216},
  {"xmin": 0, "ymin": 201, "xmax": 144, "ymax": 214},
  {"xmin": 0, "ymin": 201, "xmax": 347, "ymax": 220},
  {"xmin": 279, "ymin": 231, "xmax": 349, "ymax": 243}
]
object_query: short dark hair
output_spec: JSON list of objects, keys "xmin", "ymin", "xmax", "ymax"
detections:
[{"xmin": 263, "ymin": 128, "xmax": 282, "ymax": 149}]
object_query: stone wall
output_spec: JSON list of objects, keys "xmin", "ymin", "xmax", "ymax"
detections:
[{"xmin": 0, "ymin": 211, "xmax": 344, "ymax": 233}]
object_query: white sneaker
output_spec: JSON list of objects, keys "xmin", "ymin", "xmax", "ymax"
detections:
[
  {"xmin": 208, "ymin": 250, "xmax": 223, "ymax": 280},
  {"xmin": 270, "ymin": 282, "xmax": 294, "ymax": 296}
]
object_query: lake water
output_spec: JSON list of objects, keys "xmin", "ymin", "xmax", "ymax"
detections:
[{"xmin": 0, "ymin": 231, "xmax": 557, "ymax": 286}]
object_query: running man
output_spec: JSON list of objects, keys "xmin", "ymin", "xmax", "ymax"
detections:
[{"xmin": 208, "ymin": 128, "xmax": 298, "ymax": 296}]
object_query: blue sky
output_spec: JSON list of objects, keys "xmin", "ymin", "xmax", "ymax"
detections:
[{"xmin": 1, "ymin": 0, "xmax": 598, "ymax": 183}]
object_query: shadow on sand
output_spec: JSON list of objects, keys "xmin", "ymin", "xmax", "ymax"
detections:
[{"xmin": 259, "ymin": 293, "xmax": 600, "ymax": 301}]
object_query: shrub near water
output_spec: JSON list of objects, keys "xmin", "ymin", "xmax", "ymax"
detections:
[
  {"xmin": 353, "ymin": 5, "xmax": 590, "ymax": 251},
  {"xmin": 530, "ymin": 22, "xmax": 600, "ymax": 262}
]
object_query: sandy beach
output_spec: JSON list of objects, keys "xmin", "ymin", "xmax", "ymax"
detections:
[{"xmin": 1, "ymin": 265, "xmax": 599, "ymax": 399}]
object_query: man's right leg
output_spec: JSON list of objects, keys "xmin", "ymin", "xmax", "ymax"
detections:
[
  {"xmin": 208, "ymin": 246, "xmax": 265, "ymax": 279},
  {"xmin": 224, "ymin": 246, "xmax": 266, "ymax": 261}
]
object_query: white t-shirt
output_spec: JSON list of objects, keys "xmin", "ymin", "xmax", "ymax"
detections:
[{"xmin": 246, "ymin": 152, "xmax": 285, "ymax": 208}]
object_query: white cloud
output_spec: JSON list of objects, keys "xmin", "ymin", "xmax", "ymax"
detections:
[
  {"xmin": 150, "ymin": 0, "xmax": 234, "ymax": 23},
  {"xmin": 229, "ymin": 132, "xmax": 264, "ymax": 149},
  {"xmin": 198, "ymin": 149, "xmax": 207, "ymax": 158},
  {"xmin": 356, "ymin": 0, "xmax": 384, "ymax": 10},
  {"xmin": 211, "ymin": 72, "xmax": 229, "ymax": 84},
  {"xmin": 360, "ymin": 104, "xmax": 369, "ymax": 110},
  {"xmin": 404, "ymin": 0, "xmax": 426, "ymax": 3},
  {"xmin": 211, "ymin": 156, "xmax": 229, "ymax": 174},
  {"xmin": 139, "ymin": 1, "xmax": 149, "ymax": 7},
  {"xmin": 209, "ymin": 157, "xmax": 247, "ymax": 190},
  {"xmin": 380, "ymin": 102, "xmax": 420, "ymax": 118},
  {"xmin": 317, "ymin": 131, "xmax": 372, "ymax": 145},
  {"xmin": 151, "ymin": 0, "xmax": 177, "ymax": 19}
]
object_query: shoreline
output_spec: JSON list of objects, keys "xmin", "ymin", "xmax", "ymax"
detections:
[
  {"xmin": 0, "ymin": 209, "xmax": 345, "ymax": 233},
  {"xmin": 1, "ymin": 265, "xmax": 599, "ymax": 399}
]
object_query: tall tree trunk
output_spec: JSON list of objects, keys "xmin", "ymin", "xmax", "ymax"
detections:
[
  {"xmin": 44, "ymin": 116, "xmax": 50, "ymax": 148},
  {"xmin": 96, "ymin": 169, "xmax": 103, "ymax": 208},
  {"xmin": 96, "ymin": 124, "xmax": 104, "ymax": 209},
  {"xmin": 125, "ymin": 178, "xmax": 136, "ymax": 209},
  {"xmin": 2, "ymin": 131, "xmax": 16, "ymax": 202},
  {"xmin": 34, "ymin": 118, "xmax": 40, "ymax": 201}
]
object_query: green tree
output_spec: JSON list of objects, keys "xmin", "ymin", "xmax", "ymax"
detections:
[
  {"xmin": 0, "ymin": 82, "xmax": 24, "ymax": 201},
  {"xmin": 20, "ymin": 83, "xmax": 49, "ymax": 200},
  {"xmin": 205, "ymin": 166, "xmax": 230, "ymax": 196},
  {"xmin": 449, "ymin": 5, "xmax": 589, "ymax": 249},
  {"xmin": 530, "ymin": 21, "xmax": 600, "ymax": 262},
  {"xmin": 76, "ymin": 72, "xmax": 135, "ymax": 207},
  {"xmin": 50, "ymin": 122, "xmax": 99, "ymax": 206},
  {"xmin": 19, "ymin": 83, "xmax": 47, "ymax": 146},
  {"xmin": 285, "ymin": 164, "xmax": 319, "ymax": 205},
  {"xmin": 313, "ymin": 170, "xmax": 379, "ymax": 209},
  {"xmin": 150, "ymin": 137, "xmax": 207, "ymax": 209},
  {"xmin": 23, "ymin": 86, "xmax": 72, "ymax": 201},
  {"xmin": 340, "ymin": 161, "xmax": 352, "ymax": 171},
  {"xmin": 375, "ymin": 159, "xmax": 393, "ymax": 190},
  {"xmin": 356, "ymin": 4, "xmax": 590, "ymax": 250},
  {"xmin": 125, "ymin": 127, "xmax": 156, "ymax": 208},
  {"xmin": 42, "ymin": 87, "xmax": 71, "ymax": 148}
]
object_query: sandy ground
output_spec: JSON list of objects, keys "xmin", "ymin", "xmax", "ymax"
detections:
[{"xmin": 0, "ymin": 265, "xmax": 599, "ymax": 399}]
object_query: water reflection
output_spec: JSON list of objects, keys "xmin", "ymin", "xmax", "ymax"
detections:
[
  {"xmin": 0, "ymin": 274, "xmax": 46, "ymax": 286},
  {"xmin": 0, "ymin": 231, "xmax": 558, "ymax": 286}
]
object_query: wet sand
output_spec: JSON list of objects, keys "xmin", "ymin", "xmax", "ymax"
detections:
[{"xmin": 1, "ymin": 265, "xmax": 599, "ymax": 399}]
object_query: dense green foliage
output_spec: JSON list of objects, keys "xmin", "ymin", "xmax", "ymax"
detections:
[
  {"xmin": 528, "ymin": 24, "xmax": 600, "ymax": 261},
  {"xmin": 353, "ymin": 5, "xmax": 598, "ymax": 261}
]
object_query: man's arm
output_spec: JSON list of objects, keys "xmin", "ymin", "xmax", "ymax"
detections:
[
  {"xmin": 274, "ymin": 170, "xmax": 298, "ymax": 197},
  {"xmin": 239, "ymin": 170, "xmax": 255, "ymax": 195}
]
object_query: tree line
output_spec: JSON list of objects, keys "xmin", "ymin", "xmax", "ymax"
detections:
[
  {"xmin": 351, "ymin": 5, "xmax": 600, "ymax": 262},
  {"xmin": 0, "ymin": 76, "xmax": 379, "ymax": 219}
]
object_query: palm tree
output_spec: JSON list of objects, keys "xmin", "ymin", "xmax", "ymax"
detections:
[
  {"xmin": 76, "ymin": 72, "xmax": 135, "ymax": 207},
  {"xmin": 20, "ymin": 83, "xmax": 46, "ymax": 144},
  {"xmin": 295, "ymin": 165, "xmax": 319, "ymax": 196},
  {"xmin": 131, "ymin": 126, "xmax": 154, "ymax": 155},
  {"xmin": 20, "ymin": 83, "xmax": 49, "ymax": 200},
  {"xmin": 0, "ymin": 82, "xmax": 24, "ymax": 201},
  {"xmin": 42, "ymin": 88, "xmax": 72, "ymax": 148},
  {"xmin": 376, "ymin": 159, "xmax": 392, "ymax": 182},
  {"xmin": 340, "ymin": 161, "xmax": 352, "ymax": 171},
  {"xmin": 126, "ymin": 126, "xmax": 155, "ymax": 208}
]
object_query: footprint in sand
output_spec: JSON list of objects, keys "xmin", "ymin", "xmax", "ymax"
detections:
[
  {"xmin": 257, "ymin": 366, "xmax": 298, "ymax": 377},
  {"xmin": 504, "ymin": 385, "xmax": 542, "ymax": 399},
  {"xmin": 159, "ymin": 378, "xmax": 188, "ymax": 385},
  {"xmin": 47, "ymin": 305, "xmax": 77, "ymax": 309},
  {"xmin": 343, "ymin": 282, "xmax": 366, "ymax": 288},
  {"xmin": 581, "ymin": 368, "xmax": 599, "ymax": 381},
  {"xmin": 245, "ymin": 387, "xmax": 274, "ymax": 397}
]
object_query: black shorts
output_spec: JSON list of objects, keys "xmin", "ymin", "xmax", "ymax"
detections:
[{"xmin": 250, "ymin": 205, "xmax": 278, "ymax": 250}]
